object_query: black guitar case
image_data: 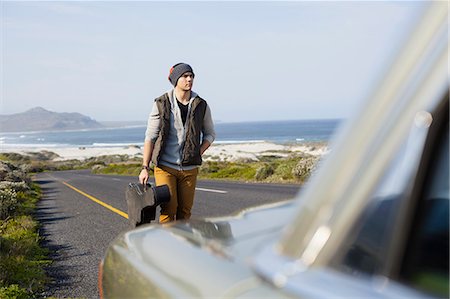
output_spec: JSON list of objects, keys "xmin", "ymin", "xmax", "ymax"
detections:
[{"xmin": 125, "ymin": 183, "xmax": 170, "ymax": 227}]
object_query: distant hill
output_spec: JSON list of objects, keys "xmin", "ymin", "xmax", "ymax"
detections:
[{"xmin": 0, "ymin": 107, "xmax": 104, "ymax": 132}]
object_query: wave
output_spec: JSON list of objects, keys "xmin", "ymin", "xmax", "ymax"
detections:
[
  {"xmin": 0, "ymin": 125, "xmax": 147, "ymax": 135},
  {"xmin": 0, "ymin": 143, "xmax": 72, "ymax": 148},
  {"xmin": 1, "ymin": 142, "xmax": 144, "ymax": 148},
  {"xmin": 214, "ymin": 138, "xmax": 309, "ymax": 144},
  {"xmin": 213, "ymin": 140, "xmax": 267, "ymax": 144},
  {"xmin": 92, "ymin": 142, "xmax": 143, "ymax": 147}
]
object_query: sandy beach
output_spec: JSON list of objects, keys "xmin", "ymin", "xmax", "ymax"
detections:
[
  {"xmin": 205, "ymin": 141, "xmax": 328, "ymax": 161},
  {"xmin": 0, "ymin": 141, "xmax": 328, "ymax": 162}
]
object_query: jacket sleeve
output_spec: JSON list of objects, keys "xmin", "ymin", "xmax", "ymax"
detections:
[
  {"xmin": 202, "ymin": 104, "xmax": 216, "ymax": 144},
  {"xmin": 144, "ymin": 101, "xmax": 161, "ymax": 143}
]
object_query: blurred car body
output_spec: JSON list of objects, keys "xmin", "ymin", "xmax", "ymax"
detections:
[{"xmin": 99, "ymin": 3, "xmax": 448, "ymax": 298}]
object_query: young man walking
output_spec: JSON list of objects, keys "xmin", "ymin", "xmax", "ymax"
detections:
[{"xmin": 139, "ymin": 63, "xmax": 215, "ymax": 223}]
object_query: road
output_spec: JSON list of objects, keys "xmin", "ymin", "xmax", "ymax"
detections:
[{"xmin": 35, "ymin": 170, "xmax": 300, "ymax": 299}]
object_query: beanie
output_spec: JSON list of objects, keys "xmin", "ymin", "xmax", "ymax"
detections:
[{"xmin": 168, "ymin": 63, "xmax": 194, "ymax": 86}]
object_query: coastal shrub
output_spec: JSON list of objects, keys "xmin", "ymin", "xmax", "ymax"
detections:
[
  {"xmin": 274, "ymin": 163, "xmax": 294, "ymax": 180},
  {"xmin": 233, "ymin": 157, "xmax": 258, "ymax": 163},
  {"xmin": 0, "ymin": 175, "xmax": 38, "ymax": 221},
  {"xmin": 0, "ymin": 162, "xmax": 33, "ymax": 220},
  {"xmin": 0, "ymin": 181, "xmax": 30, "ymax": 192},
  {"xmin": 0, "ymin": 153, "xmax": 31, "ymax": 163},
  {"xmin": 0, "ymin": 189, "xmax": 18, "ymax": 220},
  {"xmin": 0, "ymin": 162, "xmax": 13, "ymax": 181},
  {"xmin": 26, "ymin": 150, "xmax": 60, "ymax": 161},
  {"xmin": 85, "ymin": 155, "xmax": 130, "ymax": 164},
  {"xmin": 292, "ymin": 156, "xmax": 319, "ymax": 181},
  {"xmin": 202, "ymin": 163, "xmax": 255, "ymax": 180},
  {"xmin": 200, "ymin": 161, "xmax": 221, "ymax": 174},
  {"xmin": 24, "ymin": 162, "xmax": 46, "ymax": 173},
  {"xmin": 85, "ymin": 153, "xmax": 320, "ymax": 184},
  {"xmin": 91, "ymin": 164, "xmax": 106, "ymax": 172},
  {"xmin": 54, "ymin": 159, "xmax": 85, "ymax": 170},
  {"xmin": 258, "ymin": 155, "xmax": 283, "ymax": 163},
  {"xmin": 0, "ymin": 161, "xmax": 30, "ymax": 184},
  {"xmin": 255, "ymin": 164, "xmax": 274, "ymax": 181},
  {"xmin": 261, "ymin": 155, "xmax": 298, "ymax": 182},
  {"xmin": 86, "ymin": 160, "xmax": 107, "ymax": 168},
  {"xmin": 0, "ymin": 216, "xmax": 50, "ymax": 296},
  {"xmin": 0, "ymin": 284, "xmax": 29, "ymax": 299},
  {"xmin": 0, "ymin": 160, "xmax": 49, "ymax": 298},
  {"xmin": 0, "ymin": 153, "xmax": 91, "ymax": 173}
]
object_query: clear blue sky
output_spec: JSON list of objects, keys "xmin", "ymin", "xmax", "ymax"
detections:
[{"xmin": 1, "ymin": 1, "xmax": 426, "ymax": 122}]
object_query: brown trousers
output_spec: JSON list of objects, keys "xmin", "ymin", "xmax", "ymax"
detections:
[{"xmin": 154, "ymin": 165, "xmax": 198, "ymax": 223}]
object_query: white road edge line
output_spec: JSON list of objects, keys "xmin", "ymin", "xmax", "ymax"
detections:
[{"xmin": 195, "ymin": 187, "xmax": 228, "ymax": 194}]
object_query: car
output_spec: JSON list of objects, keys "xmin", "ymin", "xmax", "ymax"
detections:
[{"xmin": 99, "ymin": 3, "xmax": 448, "ymax": 298}]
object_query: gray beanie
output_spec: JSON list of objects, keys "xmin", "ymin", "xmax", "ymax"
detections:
[{"xmin": 168, "ymin": 63, "xmax": 194, "ymax": 86}]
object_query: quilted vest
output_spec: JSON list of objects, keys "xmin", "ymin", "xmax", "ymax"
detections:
[{"xmin": 151, "ymin": 93, "xmax": 207, "ymax": 166}]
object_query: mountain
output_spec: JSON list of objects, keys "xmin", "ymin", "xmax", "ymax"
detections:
[{"xmin": 0, "ymin": 107, "xmax": 104, "ymax": 132}]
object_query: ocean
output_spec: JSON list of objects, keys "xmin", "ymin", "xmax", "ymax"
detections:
[{"xmin": 0, "ymin": 119, "xmax": 342, "ymax": 148}]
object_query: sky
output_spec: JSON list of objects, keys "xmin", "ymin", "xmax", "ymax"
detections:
[{"xmin": 1, "ymin": 1, "xmax": 427, "ymax": 123}]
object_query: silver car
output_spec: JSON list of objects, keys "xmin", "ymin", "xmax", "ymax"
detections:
[{"xmin": 99, "ymin": 3, "xmax": 448, "ymax": 298}]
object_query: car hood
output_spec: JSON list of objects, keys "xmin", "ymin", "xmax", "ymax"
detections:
[
  {"xmin": 123, "ymin": 199, "xmax": 296, "ymax": 265},
  {"xmin": 102, "ymin": 200, "xmax": 297, "ymax": 298}
]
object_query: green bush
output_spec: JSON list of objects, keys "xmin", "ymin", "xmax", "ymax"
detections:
[
  {"xmin": 200, "ymin": 161, "xmax": 255, "ymax": 180},
  {"xmin": 0, "ymin": 216, "xmax": 50, "ymax": 297},
  {"xmin": 0, "ymin": 189, "xmax": 18, "ymax": 220},
  {"xmin": 258, "ymin": 155, "xmax": 284, "ymax": 162},
  {"xmin": 255, "ymin": 164, "xmax": 274, "ymax": 181},
  {"xmin": 200, "ymin": 161, "xmax": 221, "ymax": 174},
  {"xmin": 292, "ymin": 156, "xmax": 319, "ymax": 181},
  {"xmin": 211, "ymin": 165, "xmax": 254, "ymax": 180},
  {"xmin": 0, "ymin": 284, "xmax": 29, "ymax": 299},
  {"xmin": 0, "ymin": 162, "xmax": 31, "ymax": 184},
  {"xmin": 0, "ymin": 182, "xmax": 30, "ymax": 193},
  {"xmin": 274, "ymin": 163, "xmax": 294, "ymax": 180},
  {"xmin": 0, "ymin": 183, "xmax": 38, "ymax": 220},
  {"xmin": 0, "ymin": 160, "xmax": 50, "ymax": 298},
  {"xmin": 0, "ymin": 153, "xmax": 31, "ymax": 163}
]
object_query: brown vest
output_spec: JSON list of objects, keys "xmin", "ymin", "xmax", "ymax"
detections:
[{"xmin": 151, "ymin": 93, "xmax": 207, "ymax": 166}]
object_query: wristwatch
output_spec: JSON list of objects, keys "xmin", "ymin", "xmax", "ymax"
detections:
[{"xmin": 142, "ymin": 165, "xmax": 150, "ymax": 171}]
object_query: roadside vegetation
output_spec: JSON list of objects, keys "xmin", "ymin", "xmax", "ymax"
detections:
[
  {"xmin": 198, "ymin": 153, "xmax": 319, "ymax": 183},
  {"xmin": 86, "ymin": 153, "xmax": 320, "ymax": 183},
  {"xmin": 0, "ymin": 159, "xmax": 50, "ymax": 299}
]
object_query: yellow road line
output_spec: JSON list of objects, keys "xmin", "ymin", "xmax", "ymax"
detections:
[{"xmin": 61, "ymin": 181, "xmax": 128, "ymax": 219}]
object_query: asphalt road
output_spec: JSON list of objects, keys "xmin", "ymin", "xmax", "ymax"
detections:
[{"xmin": 34, "ymin": 170, "xmax": 300, "ymax": 299}]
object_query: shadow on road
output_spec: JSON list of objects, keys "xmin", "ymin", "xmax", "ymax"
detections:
[
  {"xmin": 34, "ymin": 180, "xmax": 82, "ymax": 297},
  {"xmin": 34, "ymin": 179, "xmax": 53, "ymax": 185}
]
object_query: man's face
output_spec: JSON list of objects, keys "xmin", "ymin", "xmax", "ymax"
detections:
[{"xmin": 176, "ymin": 72, "xmax": 194, "ymax": 90}]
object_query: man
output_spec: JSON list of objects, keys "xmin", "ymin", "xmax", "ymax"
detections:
[{"xmin": 139, "ymin": 63, "xmax": 215, "ymax": 223}]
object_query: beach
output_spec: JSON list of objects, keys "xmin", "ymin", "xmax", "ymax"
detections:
[
  {"xmin": 0, "ymin": 141, "xmax": 328, "ymax": 162},
  {"xmin": 205, "ymin": 141, "xmax": 328, "ymax": 161}
]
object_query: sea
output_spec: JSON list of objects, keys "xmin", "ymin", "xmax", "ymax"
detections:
[{"xmin": 0, "ymin": 119, "xmax": 342, "ymax": 149}]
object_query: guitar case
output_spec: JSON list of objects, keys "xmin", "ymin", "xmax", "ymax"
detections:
[{"xmin": 125, "ymin": 183, "xmax": 170, "ymax": 227}]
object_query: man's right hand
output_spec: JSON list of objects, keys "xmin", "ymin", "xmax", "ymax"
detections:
[{"xmin": 139, "ymin": 169, "xmax": 149, "ymax": 185}]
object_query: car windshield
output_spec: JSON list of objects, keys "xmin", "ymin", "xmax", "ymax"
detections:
[{"xmin": 278, "ymin": 0, "xmax": 446, "ymax": 258}]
